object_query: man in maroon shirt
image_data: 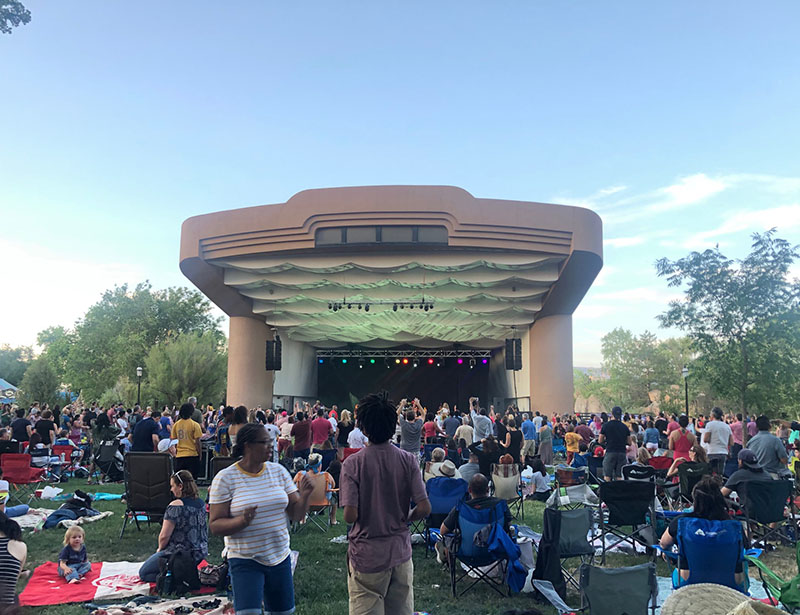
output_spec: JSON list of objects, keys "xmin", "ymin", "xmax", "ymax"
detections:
[
  {"xmin": 575, "ymin": 420, "xmax": 594, "ymax": 445},
  {"xmin": 291, "ymin": 412, "xmax": 312, "ymax": 461},
  {"xmin": 311, "ymin": 408, "xmax": 333, "ymax": 450},
  {"xmin": 341, "ymin": 392, "xmax": 430, "ymax": 615}
]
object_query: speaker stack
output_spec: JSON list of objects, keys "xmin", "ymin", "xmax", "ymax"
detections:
[
  {"xmin": 505, "ymin": 338, "xmax": 522, "ymax": 371},
  {"xmin": 265, "ymin": 335, "xmax": 282, "ymax": 371}
]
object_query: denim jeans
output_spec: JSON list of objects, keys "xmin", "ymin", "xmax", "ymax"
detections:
[
  {"xmin": 228, "ymin": 555, "xmax": 294, "ymax": 615},
  {"xmin": 59, "ymin": 561, "xmax": 92, "ymax": 582},
  {"xmin": 4, "ymin": 504, "xmax": 29, "ymax": 517},
  {"xmin": 138, "ymin": 551, "xmax": 170, "ymax": 583}
]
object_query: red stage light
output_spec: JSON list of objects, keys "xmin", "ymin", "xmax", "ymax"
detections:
[
  {"xmin": 402, "ymin": 358, "xmax": 409, "ymax": 364},
  {"xmin": 427, "ymin": 358, "xmax": 434, "ymax": 365}
]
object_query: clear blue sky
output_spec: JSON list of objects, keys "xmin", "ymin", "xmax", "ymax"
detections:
[{"xmin": 2, "ymin": 1, "xmax": 799, "ymax": 366}]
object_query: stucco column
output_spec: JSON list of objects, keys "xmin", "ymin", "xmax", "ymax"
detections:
[
  {"xmin": 528, "ymin": 314, "xmax": 574, "ymax": 415},
  {"xmin": 227, "ymin": 316, "xmax": 273, "ymax": 408}
]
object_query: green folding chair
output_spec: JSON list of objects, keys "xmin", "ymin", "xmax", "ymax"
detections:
[{"xmin": 746, "ymin": 540, "xmax": 800, "ymax": 612}]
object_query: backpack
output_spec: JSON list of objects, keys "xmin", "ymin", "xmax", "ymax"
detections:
[{"xmin": 156, "ymin": 552, "xmax": 201, "ymax": 595}]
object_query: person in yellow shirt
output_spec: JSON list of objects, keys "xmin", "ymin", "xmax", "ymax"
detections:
[
  {"xmin": 564, "ymin": 424, "xmax": 582, "ymax": 465},
  {"xmin": 171, "ymin": 403, "xmax": 203, "ymax": 478}
]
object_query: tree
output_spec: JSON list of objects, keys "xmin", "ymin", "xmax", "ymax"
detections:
[
  {"xmin": 37, "ymin": 326, "xmax": 73, "ymax": 383},
  {"xmin": 144, "ymin": 332, "xmax": 227, "ymax": 408},
  {"xmin": 0, "ymin": 344, "xmax": 33, "ymax": 386},
  {"xmin": 16, "ymin": 357, "xmax": 59, "ymax": 408},
  {"xmin": 0, "ymin": 1, "xmax": 31, "ymax": 34},
  {"xmin": 656, "ymin": 230, "xmax": 800, "ymax": 416},
  {"xmin": 65, "ymin": 282, "xmax": 223, "ymax": 401}
]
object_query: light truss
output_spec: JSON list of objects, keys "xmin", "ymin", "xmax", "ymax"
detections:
[{"xmin": 315, "ymin": 348, "xmax": 492, "ymax": 359}]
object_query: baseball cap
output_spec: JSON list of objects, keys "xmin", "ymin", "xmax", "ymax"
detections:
[{"xmin": 157, "ymin": 438, "xmax": 179, "ymax": 452}]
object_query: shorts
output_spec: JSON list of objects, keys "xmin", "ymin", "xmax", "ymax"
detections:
[
  {"xmin": 229, "ymin": 555, "xmax": 294, "ymax": 615},
  {"xmin": 602, "ymin": 451, "xmax": 627, "ymax": 480},
  {"xmin": 347, "ymin": 558, "xmax": 413, "ymax": 615},
  {"xmin": 645, "ymin": 442, "xmax": 658, "ymax": 451}
]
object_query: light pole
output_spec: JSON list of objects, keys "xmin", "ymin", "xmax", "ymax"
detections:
[
  {"xmin": 682, "ymin": 365, "xmax": 689, "ymax": 417},
  {"xmin": 136, "ymin": 366, "xmax": 143, "ymax": 406}
]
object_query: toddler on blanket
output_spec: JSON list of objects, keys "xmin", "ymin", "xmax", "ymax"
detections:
[{"xmin": 58, "ymin": 526, "xmax": 90, "ymax": 583}]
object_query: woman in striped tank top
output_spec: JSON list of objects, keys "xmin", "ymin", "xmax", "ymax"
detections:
[{"xmin": 0, "ymin": 510, "xmax": 26, "ymax": 606}]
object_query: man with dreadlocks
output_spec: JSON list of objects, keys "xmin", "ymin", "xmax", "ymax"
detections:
[{"xmin": 340, "ymin": 391, "xmax": 430, "ymax": 615}]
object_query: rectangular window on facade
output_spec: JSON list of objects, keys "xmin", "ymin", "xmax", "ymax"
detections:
[
  {"xmin": 346, "ymin": 226, "xmax": 377, "ymax": 244},
  {"xmin": 316, "ymin": 228, "xmax": 344, "ymax": 245},
  {"xmin": 417, "ymin": 226, "xmax": 448, "ymax": 243},
  {"xmin": 381, "ymin": 226, "xmax": 414, "ymax": 243}
]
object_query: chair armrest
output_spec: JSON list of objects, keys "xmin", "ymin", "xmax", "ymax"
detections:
[
  {"xmin": 653, "ymin": 545, "xmax": 679, "ymax": 562},
  {"xmin": 744, "ymin": 548, "xmax": 762, "ymax": 559}
]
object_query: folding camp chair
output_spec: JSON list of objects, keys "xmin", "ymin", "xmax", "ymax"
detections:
[
  {"xmin": 539, "ymin": 506, "xmax": 595, "ymax": 591},
  {"xmin": 579, "ymin": 562, "xmax": 658, "ymax": 615},
  {"xmin": 655, "ymin": 517, "xmax": 753, "ymax": 592},
  {"xmin": 746, "ymin": 538, "xmax": 800, "ymax": 612},
  {"xmin": 210, "ymin": 456, "xmax": 236, "ymax": 481},
  {"xmin": 424, "ymin": 476, "xmax": 468, "ymax": 556},
  {"xmin": 555, "ymin": 466, "xmax": 587, "ymax": 488},
  {"xmin": 447, "ymin": 500, "xmax": 511, "ymax": 597},
  {"xmin": 737, "ymin": 479, "xmax": 797, "ymax": 547},
  {"xmin": 491, "ymin": 463, "xmax": 524, "ymax": 519},
  {"xmin": 598, "ymin": 480, "xmax": 656, "ymax": 564},
  {"xmin": 293, "ymin": 471, "xmax": 336, "ymax": 533},
  {"xmin": 675, "ymin": 461, "xmax": 710, "ymax": 508},
  {"xmin": 552, "ymin": 437, "xmax": 567, "ymax": 459},
  {"xmin": 0, "ymin": 453, "xmax": 45, "ymax": 505},
  {"xmin": 586, "ymin": 455, "xmax": 604, "ymax": 486},
  {"xmin": 120, "ymin": 452, "xmax": 173, "ymax": 538},
  {"xmin": 319, "ymin": 448, "xmax": 337, "ymax": 470},
  {"xmin": 647, "ymin": 455, "xmax": 673, "ymax": 479},
  {"xmin": 623, "ymin": 464, "xmax": 656, "ymax": 482},
  {"xmin": 546, "ymin": 483, "xmax": 599, "ymax": 510},
  {"xmin": 52, "ymin": 444, "xmax": 82, "ymax": 479}
]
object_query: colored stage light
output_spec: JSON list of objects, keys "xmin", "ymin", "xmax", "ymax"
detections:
[
  {"xmin": 482, "ymin": 358, "xmax": 488, "ymax": 364},
  {"xmin": 427, "ymin": 358, "xmax": 434, "ymax": 365},
  {"xmin": 319, "ymin": 358, "xmax": 324, "ymax": 364},
  {"xmin": 395, "ymin": 358, "xmax": 401, "ymax": 364},
  {"xmin": 370, "ymin": 358, "xmax": 375, "ymax": 364},
  {"xmin": 342, "ymin": 359, "xmax": 347, "ymax": 364},
  {"xmin": 402, "ymin": 358, "xmax": 409, "ymax": 364},
  {"xmin": 457, "ymin": 358, "xmax": 463, "ymax": 365}
]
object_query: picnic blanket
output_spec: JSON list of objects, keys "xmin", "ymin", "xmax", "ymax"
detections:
[
  {"xmin": 90, "ymin": 596, "xmax": 232, "ymax": 615},
  {"xmin": 12, "ymin": 507, "xmax": 56, "ymax": 530}
]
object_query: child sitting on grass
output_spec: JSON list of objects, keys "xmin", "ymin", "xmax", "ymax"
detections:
[{"xmin": 58, "ymin": 526, "xmax": 90, "ymax": 583}]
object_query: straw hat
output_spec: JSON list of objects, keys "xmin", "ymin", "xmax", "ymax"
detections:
[
  {"xmin": 439, "ymin": 460, "xmax": 457, "ymax": 477},
  {"xmin": 661, "ymin": 584, "xmax": 784, "ymax": 615}
]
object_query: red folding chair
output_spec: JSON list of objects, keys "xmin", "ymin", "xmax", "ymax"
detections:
[
  {"xmin": 342, "ymin": 447, "xmax": 362, "ymax": 461},
  {"xmin": 52, "ymin": 444, "xmax": 81, "ymax": 478},
  {"xmin": 0, "ymin": 453, "xmax": 46, "ymax": 504}
]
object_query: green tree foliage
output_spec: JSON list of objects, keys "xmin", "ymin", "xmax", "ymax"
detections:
[
  {"xmin": 0, "ymin": 1, "xmax": 30, "ymax": 34},
  {"xmin": 656, "ymin": 230, "xmax": 800, "ymax": 416},
  {"xmin": 64, "ymin": 282, "xmax": 223, "ymax": 401},
  {"xmin": 144, "ymin": 332, "xmax": 227, "ymax": 408},
  {"xmin": 16, "ymin": 357, "xmax": 59, "ymax": 408},
  {"xmin": 37, "ymin": 326, "xmax": 74, "ymax": 383},
  {"xmin": 0, "ymin": 344, "xmax": 33, "ymax": 386}
]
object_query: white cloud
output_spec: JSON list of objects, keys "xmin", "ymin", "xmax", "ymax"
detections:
[
  {"xmin": 590, "ymin": 286, "xmax": 683, "ymax": 305},
  {"xmin": 591, "ymin": 265, "xmax": 617, "ymax": 288},
  {"xmin": 0, "ymin": 239, "xmax": 147, "ymax": 348},
  {"xmin": 654, "ymin": 173, "xmax": 728, "ymax": 211},
  {"xmin": 605, "ymin": 236, "xmax": 645, "ymax": 248},
  {"xmin": 680, "ymin": 203, "xmax": 800, "ymax": 250}
]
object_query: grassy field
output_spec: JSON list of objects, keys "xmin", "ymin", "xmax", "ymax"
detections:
[{"xmin": 16, "ymin": 479, "xmax": 800, "ymax": 615}]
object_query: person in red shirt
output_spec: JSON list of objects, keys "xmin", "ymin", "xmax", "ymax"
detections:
[
  {"xmin": 291, "ymin": 412, "xmax": 313, "ymax": 461},
  {"xmin": 311, "ymin": 408, "xmax": 333, "ymax": 450}
]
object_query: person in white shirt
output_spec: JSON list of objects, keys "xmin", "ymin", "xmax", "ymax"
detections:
[
  {"xmin": 703, "ymin": 407, "xmax": 733, "ymax": 475},
  {"xmin": 348, "ymin": 426, "xmax": 369, "ymax": 449}
]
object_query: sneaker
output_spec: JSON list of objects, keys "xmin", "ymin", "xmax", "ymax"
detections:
[{"xmin": 434, "ymin": 540, "xmax": 446, "ymax": 565}]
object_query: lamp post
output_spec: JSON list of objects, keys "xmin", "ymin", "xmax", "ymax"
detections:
[
  {"xmin": 682, "ymin": 365, "xmax": 689, "ymax": 417},
  {"xmin": 136, "ymin": 366, "xmax": 143, "ymax": 406}
]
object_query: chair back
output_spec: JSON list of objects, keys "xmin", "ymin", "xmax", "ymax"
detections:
[
  {"xmin": 342, "ymin": 447, "xmax": 361, "ymax": 461},
  {"xmin": 123, "ymin": 452, "xmax": 173, "ymax": 515},
  {"xmin": 598, "ymin": 480, "xmax": 655, "ymax": 526},
  {"xmin": 555, "ymin": 466, "xmax": 587, "ymax": 487},
  {"xmin": 579, "ymin": 562, "xmax": 657, "ymax": 615},
  {"xmin": 741, "ymin": 479, "xmax": 793, "ymax": 525},
  {"xmin": 319, "ymin": 448, "xmax": 337, "ymax": 470},
  {"xmin": 210, "ymin": 456, "xmax": 235, "ymax": 479},
  {"xmin": 491, "ymin": 463, "xmax": 521, "ymax": 500},
  {"xmin": 306, "ymin": 471, "xmax": 334, "ymax": 507},
  {"xmin": 455, "ymin": 500, "xmax": 507, "ymax": 565},
  {"xmin": 647, "ymin": 455, "xmax": 673, "ymax": 474},
  {"xmin": 622, "ymin": 464, "xmax": 656, "ymax": 482},
  {"xmin": 556, "ymin": 507, "xmax": 594, "ymax": 557},
  {"xmin": 676, "ymin": 517, "xmax": 744, "ymax": 589},
  {"xmin": 587, "ymin": 455, "xmax": 604, "ymax": 482},
  {"xmin": 422, "ymin": 444, "xmax": 439, "ymax": 462},
  {"xmin": 0, "ymin": 440, "xmax": 20, "ymax": 457},
  {"xmin": 426, "ymin": 476, "xmax": 468, "ymax": 516},
  {"xmin": 678, "ymin": 462, "xmax": 710, "ymax": 501},
  {"xmin": 0, "ymin": 453, "xmax": 33, "ymax": 478},
  {"xmin": 52, "ymin": 445, "xmax": 76, "ymax": 462}
]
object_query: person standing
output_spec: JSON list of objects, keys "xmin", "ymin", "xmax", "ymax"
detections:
[
  {"xmin": 310, "ymin": 408, "xmax": 333, "ymax": 451},
  {"xmin": 131, "ymin": 410, "xmax": 161, "ymax": 452},
  {"xmin": 291, "ymin": 412, "xmax": 312, "ymax": 461},
  {"xmin": 730, "ymin": 413, "xmax": 745, "ymax": 458},
  {"xmin": 171, "ymin": 403, "xmax": 203, "ymax": 478},
  {"xmin": 599, "ymin": 406, "xmax": 632, "ymax": 481},
  {"xmin": 702, "ymin": 407, "xmax": 733, "ymax": 476},
  {"xmin": 520, "ymin": 413, "xmax": 537, "ymax": 460},
  {"xmin": 397, "ymin": 406, "xmax": 423, "ymax": 455},
  {"xmin": 746, "ymin": 415, "xmax": 791, "ymax": 478},
  {"xmin": 10, "ymin": 409, "xmax": 32, "ymax": 443},
  {"xmin": 668, "ymin": 415, "xmax": 697, "ymax": 462},
  {"xmin": 341, "ymin": 392, "xmax": 430, "ymax": 615},
  {"xmin": 443, "ymin": 411, "xmax": 461, "ymax": 440},
  {"xmin": 470, "ymin": 399, "xmax": 493, "ymax": 443}
]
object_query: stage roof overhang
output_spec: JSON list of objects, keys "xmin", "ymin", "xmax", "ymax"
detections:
[{"xmin": 180, "ymin": 186, "xmax": 603, "ymax": 350}]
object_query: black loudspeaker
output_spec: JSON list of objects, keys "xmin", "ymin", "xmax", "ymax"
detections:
[
  {"xmin": 505, "ymin": 338, "xmax": 522, "ymax": 371},
  {"xmin": 265, "ymin": 335, "xmax": 282, "ymax": 371}
]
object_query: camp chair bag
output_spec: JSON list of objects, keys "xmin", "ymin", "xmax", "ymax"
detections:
[{"xmin": 580, "ymin": 562, "xmax": 657, "ymax": 615}]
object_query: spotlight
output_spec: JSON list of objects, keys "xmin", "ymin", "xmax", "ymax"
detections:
[
  {"xmin": 402, "ymin": 358, "xmax": 409, "ymax": 364},
  {"xmin": 469, "ymin": 358, "xmax": 476, "ymax": 369},
  {"xmin": 436, "ymin": 360, "xmax": 442, "ymax": 367},
  {"xmin": 399, "ymin": 304, "xmax": 404, "ymax": 310},
  {"xmin": 358, "ymin": 358, "xmax": 364, "ymax": 369},
  {"xmin": 319, "ymin": 358, "xmax": 324, "ymax": 364},
  {"xmin": 457, "ymin": 358, "xmax": 463, "ymax": 365},
  {"xmin": 393, "ymin": 304, "xmax": 398, "ymax": 312},
  {"xmin": 365, "ymin": 304, "xmax": 370, "ymax": 312},
  {"xmin": 419, "ymin": 303, "xmax": 424, "ymax": 310},
  {"xmin": 412, "ymin": 359, "xmax": 419, "ymax": 368},
  {"xmin": 427, "ymin": 358, "xmax": 434, "ymax": 365},
  {"xmin": 370, "ymin": 358, "xmax": 375, "ymax": 364},
  {"xmin": 482, "ymin": 358, "xmax": 488, "ymax": 364},
  {"xmin": 395, "ymin": 358, "xmax": 401, "ymax": 364},
  {"xmin": 409, "ymin": 304, "xmax": 414, "ymax": 309},
  {"xmin": 424, "ymin": 305, "xmax": 429, "ymax": 312}
]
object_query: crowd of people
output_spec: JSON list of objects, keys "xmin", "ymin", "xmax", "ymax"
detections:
[{"xmin": 1, "ymin": 394, "xmax": 799, "ymax": 614}]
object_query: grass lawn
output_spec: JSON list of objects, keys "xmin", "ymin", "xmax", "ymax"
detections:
[{"xmin": 16, "ymin": 478, "xmax": 800, "ymax": 615}]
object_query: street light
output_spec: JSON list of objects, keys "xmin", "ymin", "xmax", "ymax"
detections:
[
  {"xmin": 682, "ymin": 365, "xmax": 689, "ymax": 416},
  {"xmin": 136, "ymin": 366, "xmax": 143, "ymax": 406}
]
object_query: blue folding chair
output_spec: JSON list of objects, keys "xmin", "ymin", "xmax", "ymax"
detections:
[
  {"xmin": 319, "ymin": 448, "xmax": 337, "ymax": 471},
  {"xmin": 422, "ymin": 444, "xmax": 439, "ymax": 462},
  {"xmin": 424, "ymin": 476, "xmax": 468, "ymax": 556},
  {"xmin": 447, "ymin": 500, "xmax": 512, "ymax": 597},
  {"xmin": 655, "ymin": 517, "xmax": 758, "ymax": 592}
]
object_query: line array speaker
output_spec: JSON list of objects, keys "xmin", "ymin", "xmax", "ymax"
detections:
[
  {"xmin": 505, "ymin": 338, "xmax": 522, "ymax": 371},
  {"xmin": 265, "ymin": 335, "xmax": 282, "ymax": 371}
]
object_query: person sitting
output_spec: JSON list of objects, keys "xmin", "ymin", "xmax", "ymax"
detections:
[
  {"xmin": 293, "ymin": 452, "xmax": 337, "ymax": 525},
  {"xmin": 436, "ymin": 473, "xmax": 513, "ymax": 563},
  {"xmin": 721, "ymin": 448, "xmax": 777, "ymax": 499},
  {"xmin": 28, "ymin": 432, "xmax": 61, "ymax": 480},
  {"xmin": 528, "ymin": 457, "xmax": 552, "ymax": 502},
  {"xmin": 666, "ymin": 444, "xmax": 708, "ymax": 482},
  {"xmin": 468, "ymin": 436, "xmax": 501, "ymax": 478},
  {"xmin": 659, "ymin": 475, "xmax": 745, "ymax": 587},
  {"xmin": 0, "ymin": 510, "xmax": 26, "ymax": 606},
  {"xmin": 458, "ymin": 452, "xmax": 481, "ymax": 485},
  {"xmin": 633, "ymin": 446, "xmax": 652, "ymax": 466},
  {"xmin": 570, "ymin": 441, "xmax": 590, "ymax": 468},
  {"xmin": 138, "ymin": 470, "xmax": 208, "ymax": 582},
  {"xmin": 426, "ymin": 449, "xmax": 462, "ymax": 481}
]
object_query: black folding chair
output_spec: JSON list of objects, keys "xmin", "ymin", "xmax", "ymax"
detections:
[
  {"xmin": 540, "ymin": 506, "xmax": 595, "ymax": 591},
  {"xmin": 675, "ymin": 461, "xmax": 710, "ymax": 507},
  {"xmin": 587, "ymin": 456, "xmax": 605, "ymax": 486},
  {"xmin": 738, "ymin": 479, "xmax": 797, "ymax": 547},
  {"xmin": 120, "ymin": 452, "xmax": 173, "ymax": 538},
  {"xmin": 210, "ymin": 456, "xmax": 235, "ymax": 481},
  {"xmin": 598, "ymin": 480, "xmax": 656, "ymax": 564},
  {"xmin": 622, "ymin": 464, "xmax": 656, "ymax": 482}
]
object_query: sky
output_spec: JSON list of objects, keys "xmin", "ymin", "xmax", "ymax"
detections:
[{"xmin": 2, "ymin": 1, "xmax": 799, "ymax": 367}]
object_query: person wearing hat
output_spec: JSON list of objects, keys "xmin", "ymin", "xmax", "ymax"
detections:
[
  {"xmin": 157, "ymin": 438, "xmax": 179, "ymax": 456},
  {"xmin": 721, "ymin": 448, "xmax": 777, "ymax": 498},
  {"xmin": 293, "ymin": 452, "xmax": 337, "ymax": 525}
]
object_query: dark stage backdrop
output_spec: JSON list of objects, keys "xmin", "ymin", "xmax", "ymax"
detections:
[{"xmin": 317, "ymin": 360, "xmax": 489, "ymax": 412}]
